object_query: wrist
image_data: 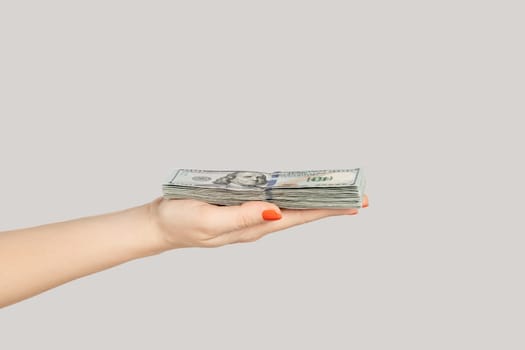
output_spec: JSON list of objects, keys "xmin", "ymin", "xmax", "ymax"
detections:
[{"xmin": 144, "ymin": 197, "xmax": 175, "ymax": 254}]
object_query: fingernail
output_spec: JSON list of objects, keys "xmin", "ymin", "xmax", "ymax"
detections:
[
  {"xmin": 362, "ymin": 195, "xmax": 369, "ymax": 208},
  {"xmin": 262, "ymin": 210, "xmax": 282, "ymax": 221},
  {"xmin": 348, "ymin": 209, "xmax": 359, "ymax": 215}
]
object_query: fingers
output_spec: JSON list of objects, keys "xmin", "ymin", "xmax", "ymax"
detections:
[
  {"xmin": 223, "ymin": 207, "xmax": 359, "ymax": 243},
  {"xmin": 160, "ymin": 195, "xmax": 369, "ymax": 248},
  {"xmin": 362, "ymin": 194, "xmax": 369, "ymax": 208},
  {"xmin": 200, "ymin": 201, "xmax": 283, "ymax": 234}
]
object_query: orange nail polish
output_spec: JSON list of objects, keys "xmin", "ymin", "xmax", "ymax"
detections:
[
  {"xmin": 262, "ymin": 210, "xmax": 282, "ymax": 221},
  {"xmin": 362, "ymin": 195, "xmax": 369, "ymax": 208}
]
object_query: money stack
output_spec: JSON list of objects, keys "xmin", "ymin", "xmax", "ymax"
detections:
[{"xmin": 162, "ymin": 169, "xmax": 366, "ymax": 209}]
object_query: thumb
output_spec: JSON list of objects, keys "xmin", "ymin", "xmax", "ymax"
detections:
[{"xmin": 206, "ymin": 201, "xmax": 282, "ymax": 233}]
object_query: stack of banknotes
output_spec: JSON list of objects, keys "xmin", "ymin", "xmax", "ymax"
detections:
[{"xmin": 162, "ymin": 168, "xmax": 366, "ymax": 209}]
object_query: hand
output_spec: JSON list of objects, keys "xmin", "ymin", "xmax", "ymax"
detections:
[
  {"xmin": 150, "ymin": 196, "xmax": 368, "ymax": 249},
  {"xmin": 0, "ymin": 196, "xmax": 367, "ymax": 307}
]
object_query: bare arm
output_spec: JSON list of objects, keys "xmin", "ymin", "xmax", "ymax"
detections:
[
  {"xmin": 0, "ymin": 203, "xmax": 162, "ymax": 307},
  {"xmin": 0, "ymin": 196, "xmax": 367, "ymax": 307}
]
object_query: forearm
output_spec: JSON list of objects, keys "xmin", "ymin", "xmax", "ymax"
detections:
[
  {"xmin": 0, "ymin": 195, "xmax": 364, "ymax": 308},
  {"xmin": 0, "ymin": 202, "xmax": 167, "ymax": 308}
]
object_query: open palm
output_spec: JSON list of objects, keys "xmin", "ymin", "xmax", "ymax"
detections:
[{"xmin": 152, "ymin": 196, "xmax": 367, "ymax": 248}]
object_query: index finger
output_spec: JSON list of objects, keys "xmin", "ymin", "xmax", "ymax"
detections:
[{"xmin": 222, "ymin": 206, "xmax": 360, "ymax": 244}]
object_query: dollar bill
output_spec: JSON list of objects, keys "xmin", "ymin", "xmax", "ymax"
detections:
[{"xmin": 162, "ymin": 168, "xmax": 366, "ymax": 209}]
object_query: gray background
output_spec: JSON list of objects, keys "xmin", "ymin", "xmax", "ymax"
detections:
[{"xmin": 0, "ymin": 1, "xmax": 523, "ymax": 349}]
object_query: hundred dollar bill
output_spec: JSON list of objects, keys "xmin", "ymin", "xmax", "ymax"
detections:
[{"xmin": 162, "ymin": 168, "xmax": 366, "ymax": 209}]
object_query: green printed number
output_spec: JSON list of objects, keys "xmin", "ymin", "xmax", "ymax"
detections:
[{"xmin": 307, "ymin": 176, "xmax": 333, "ymax": 182}]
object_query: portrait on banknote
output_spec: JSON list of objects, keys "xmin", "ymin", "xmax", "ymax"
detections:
[{"xmin": 213, "ymin": 171, "xmax": 268, "ymax": 188}]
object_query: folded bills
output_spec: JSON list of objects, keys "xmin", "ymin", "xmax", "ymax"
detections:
[{"xmin": 162, "ymin": 168, "xmax": 366, "ymax": 209}]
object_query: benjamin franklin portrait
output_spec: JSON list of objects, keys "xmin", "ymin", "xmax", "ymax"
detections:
[{"xmin": 213, "ymin": 171, "xmax": 268, "ymax": 187}]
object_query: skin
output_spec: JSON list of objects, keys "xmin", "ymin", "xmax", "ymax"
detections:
[{"xmin": 0, "ymin": 196, "xmax": 367, "ymax": 308}]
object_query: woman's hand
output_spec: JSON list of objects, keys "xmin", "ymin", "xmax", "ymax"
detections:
[
  {"xmin": 150, "ymin": 196, "xmax": 367, "ymax": 250},
  {"xmin": 0, "ymin": 195, "xmax": 367, "ymax": 307}
]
